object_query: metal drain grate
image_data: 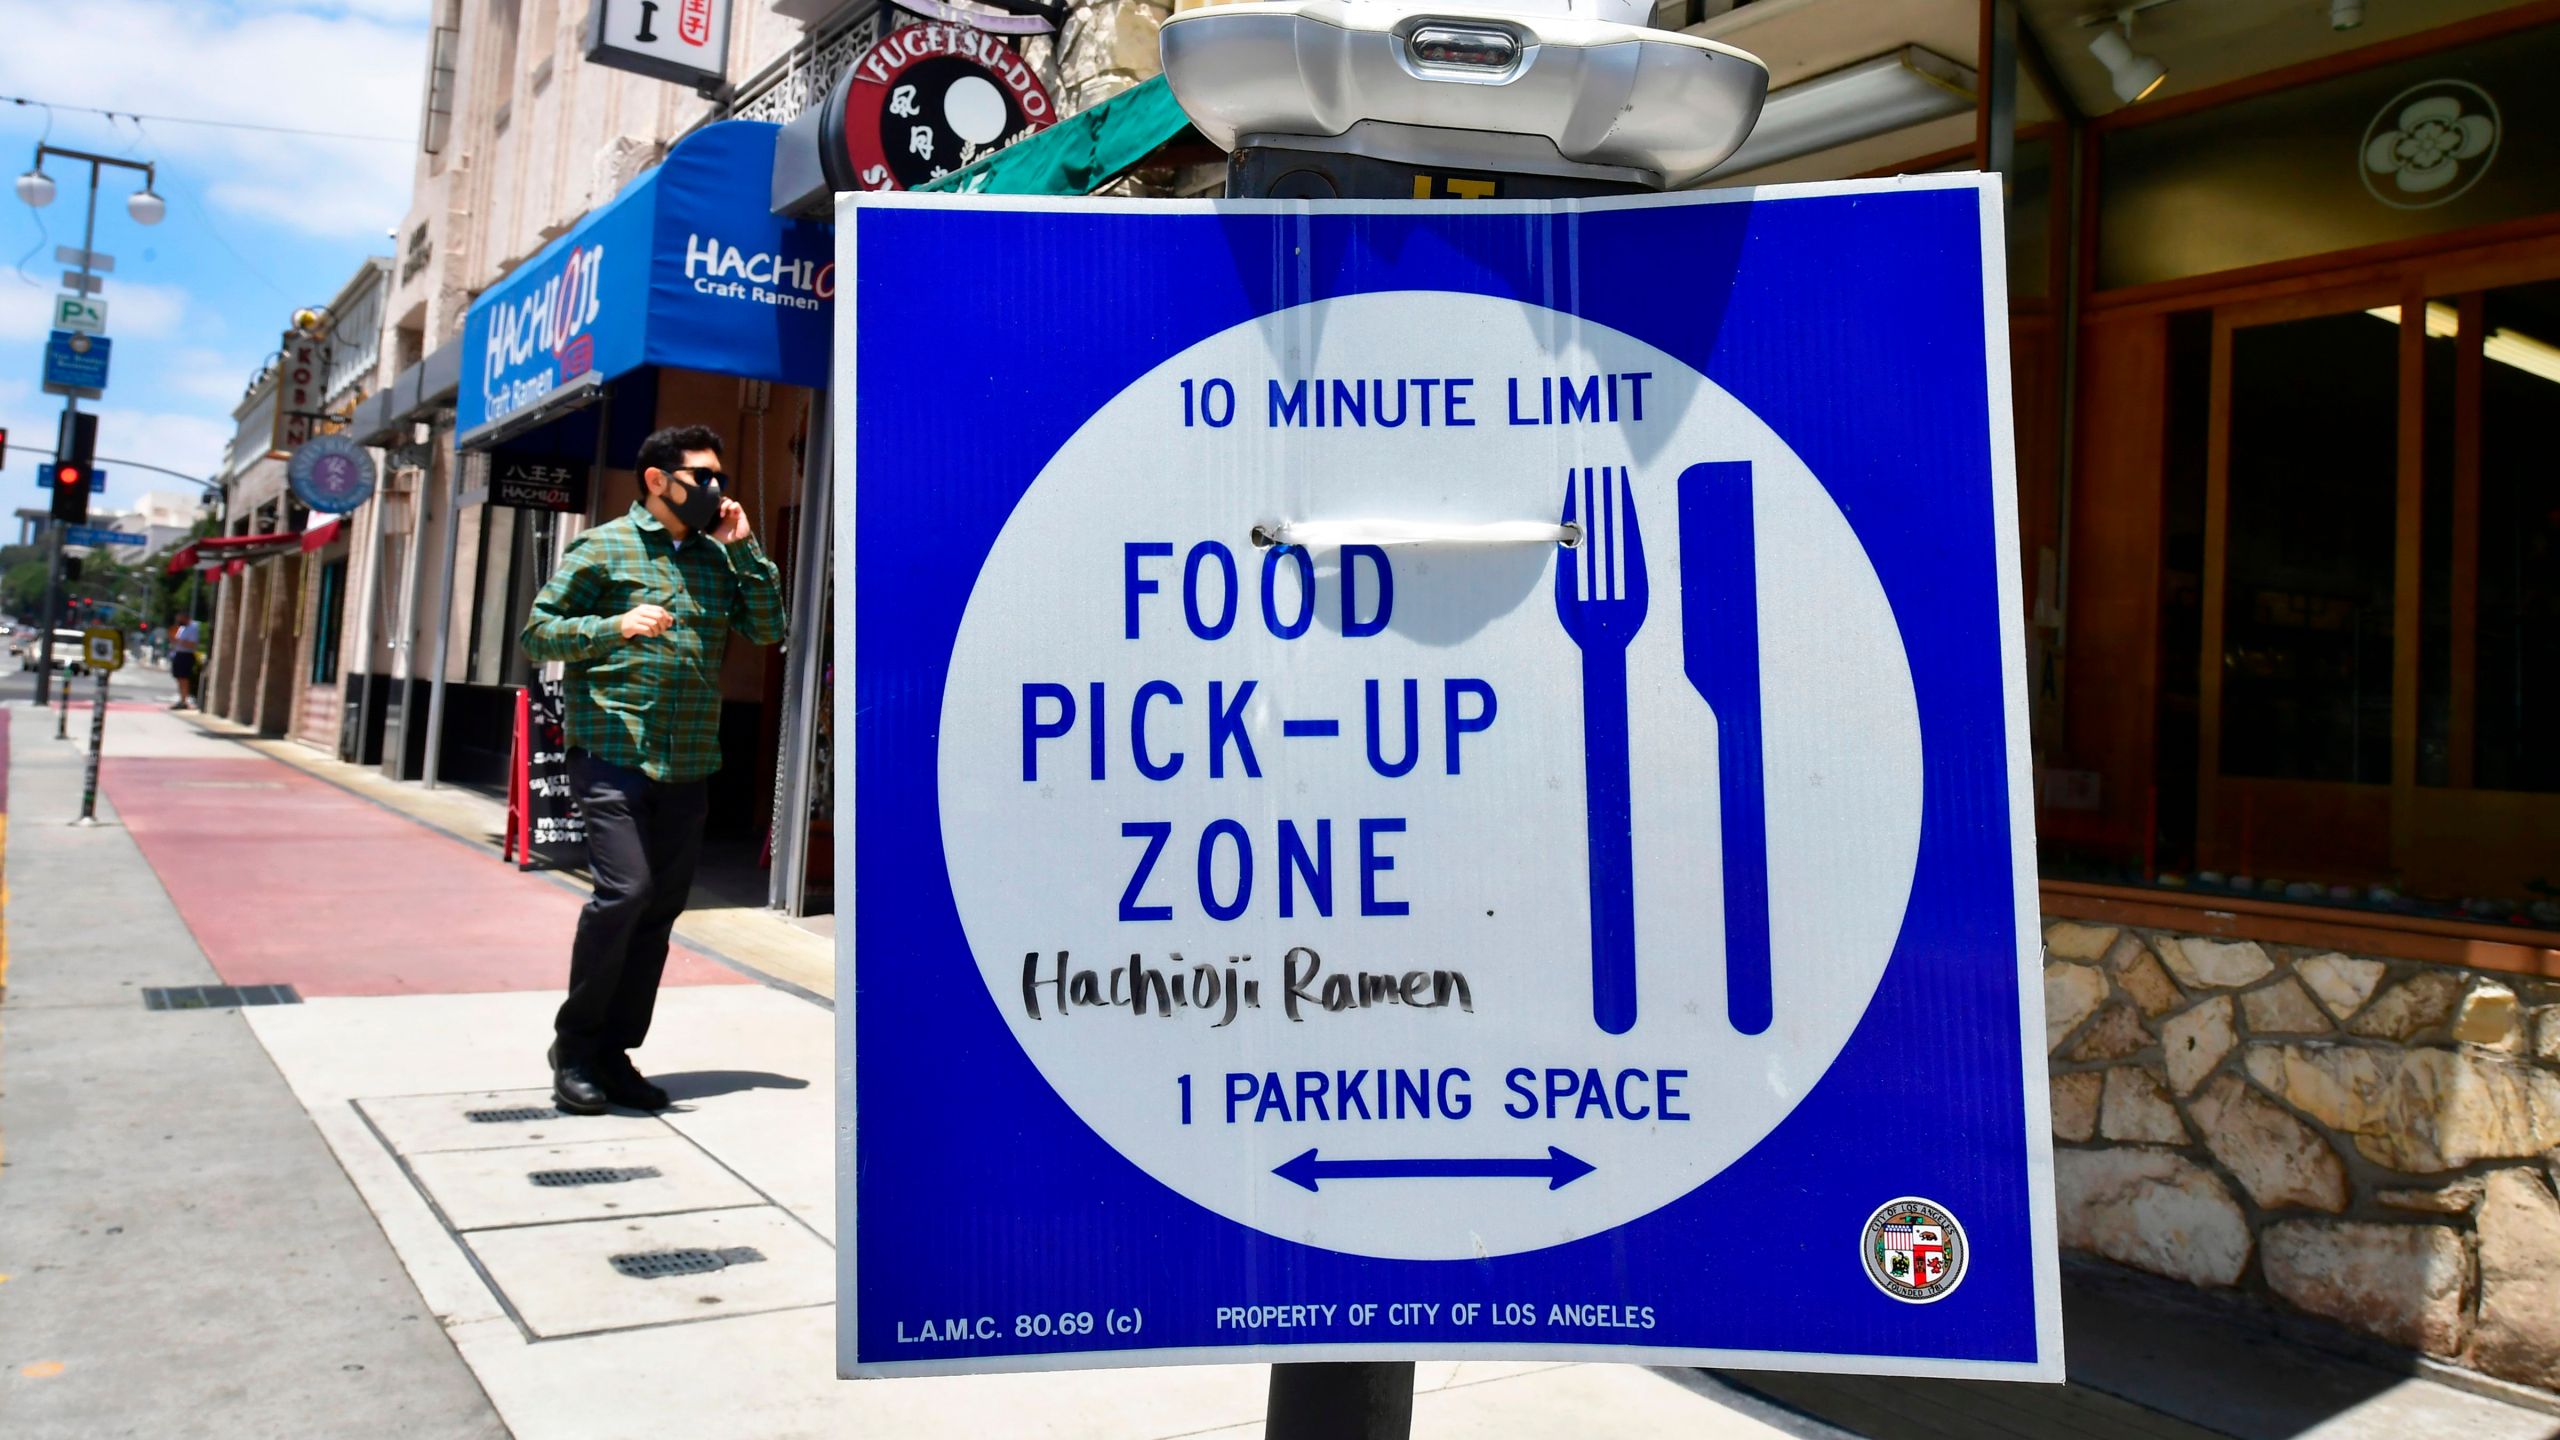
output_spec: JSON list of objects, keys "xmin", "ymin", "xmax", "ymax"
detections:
[
  {"xmin": 465, "ymin": 1106, "xmax": 556, "ymax": 1124},
  {"xmin": 527, "ymin": 1166, "xmax": 661, "ymax": 1188},
  {"xmin": 608, "ymin": 1246, "xmax": 766, "ymax": 1280},
  {"xmin": 143, "ymin": 984, "xmax": 303, "ymax": 1011}
]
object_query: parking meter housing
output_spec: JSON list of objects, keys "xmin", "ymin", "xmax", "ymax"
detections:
[{"xmin": 1162, "ymin": 0, "xmax": 1768, "ymax": 197}]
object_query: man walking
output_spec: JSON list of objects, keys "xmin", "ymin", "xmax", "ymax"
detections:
[{"xmin": 521, "ymin": 425, "xmax": 786, "ymax": 1114}]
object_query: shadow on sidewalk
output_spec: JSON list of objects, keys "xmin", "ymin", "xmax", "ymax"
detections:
[
  {"xmin": 655, "ymin": 1068, "xmax": 812, "ymax": 1101},
  {"xmin": 1714, "ymin": 1259, "xmax": 2560, "ymax": 1440}
]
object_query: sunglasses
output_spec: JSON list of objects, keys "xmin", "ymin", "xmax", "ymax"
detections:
[{"xmin": 666, "ymin": 467, "xmax": 727, "ymax": 491}]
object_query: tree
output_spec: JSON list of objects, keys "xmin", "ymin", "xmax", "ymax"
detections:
[{"xmin": 4, "ymin": 559, "xmax": 48, "ymax": 618}]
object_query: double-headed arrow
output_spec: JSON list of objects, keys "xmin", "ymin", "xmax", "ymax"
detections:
[{"xmin": 1273, "ymin": 1146, "xmax": 1595, "ymax": 1193}]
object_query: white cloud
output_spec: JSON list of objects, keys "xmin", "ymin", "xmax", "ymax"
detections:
[
  {"xmin": 0, "ymin": 280, "xmax": 194, "ymax": 342},
  {"xmin": 165, "ymin": 347, "xmax": 274, "ymax": 407},
  {"xmin": 91, "ymin": 405, "xmax": 232, "ymax": 484},
  {"xmin": 0, "ymin": 0, "xmax": 429, "ymax": 240}
]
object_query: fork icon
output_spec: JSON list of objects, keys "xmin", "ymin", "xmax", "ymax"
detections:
[{"xmin": 1556, "ymin": 466, "xmax": 1646, "ymax": 1035}]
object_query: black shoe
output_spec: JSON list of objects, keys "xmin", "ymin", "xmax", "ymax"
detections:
[
  {"xmin": 549, "ymin": 1042, "xmax": 611, "ymax": 1115},
  {"xmin": 596, "ymin": 1051, "xmax": 672, "ymax": 1111}
]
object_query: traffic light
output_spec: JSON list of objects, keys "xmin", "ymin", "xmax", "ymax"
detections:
[
  {"xmin": 63, "ymin": 556, "xmax": 83, "ymax": 583},
  {"xmin": 48, "ymin": 412, "xmax": 96, "ymax": 524},
  {"xmin": 1, "ymin": 426, "xmax": 11, "ymax": 466}
]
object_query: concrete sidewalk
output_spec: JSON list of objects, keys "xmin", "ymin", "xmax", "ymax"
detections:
[
  {"xmin": 0, "ymin": 704, "xmax": 507, "ymax": 1438},
  {"xmin": 2, "ymin": 704, "xmax": 1796, "ymax": 1439}
]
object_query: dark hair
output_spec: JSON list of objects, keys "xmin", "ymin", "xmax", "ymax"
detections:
[{"xmin": 636, "ymin": 424, "xmax": 724, "ymax": 484}]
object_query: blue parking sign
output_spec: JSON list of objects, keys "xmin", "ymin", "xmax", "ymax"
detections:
[
  {"xmin": 42, "ymin": 329, "xmax": 110, "ymax": 397},
  {"xmin": 835, "ymin": 178, "xmax": 2059, "ymax": 1382}
]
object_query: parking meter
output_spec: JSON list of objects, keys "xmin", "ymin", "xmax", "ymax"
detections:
[{"xmin": 1162, "ymin": 0, "xmax": 1769, "ymax": 201}]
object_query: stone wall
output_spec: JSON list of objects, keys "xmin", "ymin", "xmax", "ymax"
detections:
[{"xmin": 2042, "ymin": 919, "xmax": 2560, "ymax": 1391}]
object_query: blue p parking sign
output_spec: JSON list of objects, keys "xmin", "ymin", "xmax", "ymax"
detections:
[{"xmin": 835, "ymin": 178, "xmax": 2058, "ymax": 1382}]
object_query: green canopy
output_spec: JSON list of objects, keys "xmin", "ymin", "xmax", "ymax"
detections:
[{"xmin": 916, "ymin": 74, "xmax": 1194, "ymax": 196}]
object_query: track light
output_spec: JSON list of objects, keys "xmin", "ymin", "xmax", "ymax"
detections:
[
  {"xmin": 15, "ymin": 167, "xmax": 55, "ymax": 208},
  {"xmin": 2088, "ymin": 21, "xmax": 2166, "ymax": 106}
]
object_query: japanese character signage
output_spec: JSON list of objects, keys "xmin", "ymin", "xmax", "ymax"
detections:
[
  {"xmin": 289, "ymin": 433, "xmax": 379, "ymax": 514},
  {"xmin": 272, "ymin": 328, "xmax": 333, "ymax": 454},
  {"xmin": 584, "ymin": 0, "xmax": 731, "ymax": 89},
  {"xmin": 824, "ymin": 22, "xmax": 1057, "ymax": 192},
  {"xmin": 834, "ymin": 182, "xmax": 2060, "ymax": 1382},
  {"xmin": 489, "ymin": 448, "xmax": 590, "ymax": 513}
]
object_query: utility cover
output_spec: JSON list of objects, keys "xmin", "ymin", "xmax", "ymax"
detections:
[{"xmin": 833, "ymin": 180, "xmax": 2057, "ymax": 1382}]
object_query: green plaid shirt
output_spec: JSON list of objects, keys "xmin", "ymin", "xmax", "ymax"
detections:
[{"xmin": 521, "ymin": 503, "xmax": 788, "ymax": 783}]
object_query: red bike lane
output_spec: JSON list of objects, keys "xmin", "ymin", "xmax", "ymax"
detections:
[{"xmin": 101, "ymin": 754, "xmax": 745, "ymax": 998}]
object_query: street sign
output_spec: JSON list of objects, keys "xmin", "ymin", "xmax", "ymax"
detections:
[
  {"xmin": 52, "ymin": 294, "xmax": 107, "ymax": 334},
  {"xmin": 59, "ymin": 270, "xmax": 103, "ymax": 296},
  {"xmin": 42, "ymin": 329, "xmax": 110, "ymax": 398},
  {"xmin": 37, "ymin": 463, "xmax": 105, "ymax": 493},
  {"xmin": 83, "ymin": 626, "xmax": 123, "ymax": 673},
  {"xmin": 55, "ymin": 245, "xmax": 113, "ymax": 272},
  {"xmin": 834, "ymin": 181, "xmax": 2058, "ymax": 1382},
  {"xmin": 64, "ymin": 525, "xmax": 144, "ymax": 548}
]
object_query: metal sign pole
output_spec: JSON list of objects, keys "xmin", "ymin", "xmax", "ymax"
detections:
[
  {"xmin": 56, "ymin": 630, "xmax": 74, "ymax": 739},
  {"xmin": 76, "ymin": 664, "xmax": 108, "ymax": 825},
  {"xmin": 1266, "ymin": 1361, "xmax": 1416, "ymax": 1440},
  {"xmin": 37, "ymin": 520, "xmax": 63, "ymax": 708}
]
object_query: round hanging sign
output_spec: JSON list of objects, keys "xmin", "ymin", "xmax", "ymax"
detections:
[
  {"xmin": 288, "ymin": 433, "xmax": 378, "ymax": 514},
  {"xmin": 824, "ymin": 22, "xmax": 1057, "ymax": 192}
]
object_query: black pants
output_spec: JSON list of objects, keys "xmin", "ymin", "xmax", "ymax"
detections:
[{"xmin": 555, "ymin": 750, "xmax": 708, "ymax": 1060}]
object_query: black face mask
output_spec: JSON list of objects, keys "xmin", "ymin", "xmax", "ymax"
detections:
[{"xmin": 665, "ymin": 472, "xmax": 725, "ymax": 534}]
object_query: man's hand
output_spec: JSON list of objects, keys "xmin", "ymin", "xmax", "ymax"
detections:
[
  {"xmin": 710, "ymin": 498, "xmax": 752, "ymax": 544},
  {"xmin": 618, "ymin": 604, "xmax": 675, "ymax": 641}
]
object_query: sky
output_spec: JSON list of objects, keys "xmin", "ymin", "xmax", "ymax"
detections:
[{"xmin": 0, "ymin": 0, "xmax": 429, "ymax": 532}]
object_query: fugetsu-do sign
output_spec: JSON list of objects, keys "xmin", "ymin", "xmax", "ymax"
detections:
[{"xmin": 834, "ymin": 177, "xmax": 2061, "ymax": 1382}]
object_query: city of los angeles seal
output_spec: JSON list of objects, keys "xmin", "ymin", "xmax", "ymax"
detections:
[{"xmin": 1861, "ymin": 1198, "xmax": 1967, "ymax": 1304}]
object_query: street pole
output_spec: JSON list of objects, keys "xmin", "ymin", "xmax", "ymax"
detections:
[
  {"xmin": 37, "ymin": 155, "xmax": 105, "ymax": 708},
  {"xmin": 27, "ymin": 144, "xmax": 160, "ymax": 705},
  {"xmin": 75, "ymin": 663, "xmax": 109, "ymax": 825},
  {"xmin": 36, "ymin": 519, "xmax": 64, "ymax": 708}
]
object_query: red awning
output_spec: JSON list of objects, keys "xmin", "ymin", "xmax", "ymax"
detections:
[
  {"xmin": 169, "ymin": 531, "xmax": 305, "ymax": 575},
  {"xmin": 300, "ymin": 518, "xmax": 343, "ymax": 552}
]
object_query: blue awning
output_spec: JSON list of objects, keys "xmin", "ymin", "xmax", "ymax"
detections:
[{"xmin": 458, "ymin": 120, "xmax": 832, "ymax": 447}]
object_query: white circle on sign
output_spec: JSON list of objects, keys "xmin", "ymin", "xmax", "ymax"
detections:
[
  {"xmin": 935, "ymin": 292, "xmax": 1924, "ymax": 1260},
  {"xmin": 943, "ymin": 74, "xmax": 1007, "ymax": 146}
]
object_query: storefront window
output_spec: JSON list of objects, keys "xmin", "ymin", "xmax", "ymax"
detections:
[
  {"xmin": 310, "ymin": 557, "xmax": 346, "ymax": 685},
  {"xmin": 2219, "ymin": 309, "xmax": 2398, "ymax": 784},
  {"xmin": 464, "ymin": 502, "xmax": 517, "ymax": 685},
  {"xmin": 2416, "ymin": 277, "xmax": 2560, "ymax": 796},
  {"xmin": 2473, "ymin": 283, "xmax": 2560, "ymax": 794}
]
